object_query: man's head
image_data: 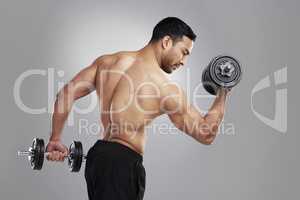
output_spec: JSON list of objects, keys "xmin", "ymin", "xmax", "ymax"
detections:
[{"xmin": 150, "ymin": 17, "xmax": 197, "ymax": 73}]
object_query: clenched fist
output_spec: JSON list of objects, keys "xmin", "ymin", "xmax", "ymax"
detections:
[{"xmin": 46, "ymin": 140, "xmax": 69, "ymax": 162}]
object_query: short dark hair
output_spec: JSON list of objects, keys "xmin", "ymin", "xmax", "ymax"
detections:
[{"xmin": 150, "ymin": 17, "xmax": 197, "ymax": 43}]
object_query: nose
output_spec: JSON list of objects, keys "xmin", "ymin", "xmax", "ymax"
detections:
[{"xmin": 180, "ymin": 57, "xmax": 187, "ymax": 66}]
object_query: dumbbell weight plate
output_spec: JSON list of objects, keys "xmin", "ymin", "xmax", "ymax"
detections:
[
  {"xmin": 68, "ymin": 141, "xmax": 83, "ymax": 172},
  {"xmin": 209, "ymin": 55, "xmax": 242, "ymax": 88},
  {"xmin": 202, "ymin": 69, "xmax": 218, "ymax": 95},
  {"xmin": 30, "ymin": 138, "xmax": 45, "ymax": 170}
]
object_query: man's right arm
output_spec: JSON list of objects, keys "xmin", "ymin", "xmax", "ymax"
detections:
[
  {"xmin": 161, "ymin": 83, "xmax": 228, "ymax": 145},
  {"xmin": 49, "ymin": 58, "xmax": 101, "ymax": 141}
]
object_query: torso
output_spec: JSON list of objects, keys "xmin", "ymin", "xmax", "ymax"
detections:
[{"xmin": 94, "ymin": 51, "xmax": 169, "ymax": 155}]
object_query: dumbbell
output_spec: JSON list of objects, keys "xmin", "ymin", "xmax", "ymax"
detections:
[
  {"xmin": 202, "ymin": 55, "xmax": 242, "ymax": 95},
  {"xmin": 17, "ymin": 138, "xmax": 86, "ymax": 172}
]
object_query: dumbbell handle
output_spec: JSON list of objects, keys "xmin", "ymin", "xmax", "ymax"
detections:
[
  {"xmin": 17, "ymin": 151, "xmax": 31, "ymax": 156},
  {"xmin": 17, "ymin": 150, "xmax": 87, "ymax": 159}
]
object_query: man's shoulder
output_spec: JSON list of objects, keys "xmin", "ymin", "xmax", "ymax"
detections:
[{"xmin": 95, "ymin": 51, "xmax": 137, "ymax": 68}]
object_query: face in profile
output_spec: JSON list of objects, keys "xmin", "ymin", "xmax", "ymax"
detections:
[{"xmin": 161, "ymin": 35, "xmax": 194, "ymax": 74}]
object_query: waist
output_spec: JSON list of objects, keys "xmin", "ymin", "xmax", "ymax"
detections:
[
  {"xmin": 90, "ymin": 139, "xmax": 143, "ymax": 162},
  {"xmin": 107, "ymin": 137, "xmax": 144, "ymax": 156}
]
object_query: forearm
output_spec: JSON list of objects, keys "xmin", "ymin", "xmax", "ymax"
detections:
[
  {"xmin": 203, "ymin": 88, "xmax": 228, "ymax": 140},
  {"xmin": 49, "ymin": 88, "xmax": 74, "ymax": 141},
  {"xmin": 188, "ymin": 89, "xmax": 228, "ymax": 145}
]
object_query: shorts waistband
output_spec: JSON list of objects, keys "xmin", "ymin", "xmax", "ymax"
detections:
[{"xmin": 95, "ymin": 140, "xmax": 143, "ymax": 162}]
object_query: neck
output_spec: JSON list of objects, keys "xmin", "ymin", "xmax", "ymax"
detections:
[{"xmin": 137, "ymin": 42, "xmax": 162, "ymax": 67}]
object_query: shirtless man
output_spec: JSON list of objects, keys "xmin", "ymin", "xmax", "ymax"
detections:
[{"xmin": 46, "ymin": 17, "xmax": 229, "ymax": 200}]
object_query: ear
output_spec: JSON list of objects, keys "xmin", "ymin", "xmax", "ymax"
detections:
[{"xmin": 161, "ymin": 35, "xmax": 173, "ymax": 50}]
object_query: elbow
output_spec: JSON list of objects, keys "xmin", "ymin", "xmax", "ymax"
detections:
[
  {"xmin": 201, "ymin": 134, "xmax": 215, "ymax": 145},
  {"xmin": 56, "ymin": 87, "xmax": 67, "ymax": 100},
  {"xmin": 198, "ymin": 132, "xmax": 217, "ymax": 146},
  {"xmin": 54, "ymin": 86, "xmax": 75, "ymax": 112},
  {"xmin": 200, "ymin": 120, "xmax": 221, "ymax": 145},
  {"xmin": 56, "ymin": 85, "xmax": 75, "ymax": 101}
]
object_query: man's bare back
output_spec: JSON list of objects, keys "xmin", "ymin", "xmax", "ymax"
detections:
[{"xmin": 94, "ymin": 50, "xmax": 184, "ymax": 155}]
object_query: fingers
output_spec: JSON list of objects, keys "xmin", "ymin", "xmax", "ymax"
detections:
[
  {"xmin": 45, "ymin": 141, "xmax": 69, "ymax": 162},
  {"xmin": 57, "ymin": 144, "xmax": 69, "ymax": 153},
  {"xmin": 217, "ymin": 87, "xmax": 232, "ymax": 97},
  {"xmin": 46, "ymin": 151, "xmax": 66, "ymax": 162}
]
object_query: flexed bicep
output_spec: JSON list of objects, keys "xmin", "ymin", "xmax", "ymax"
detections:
[
  {"xmin": 161, "ymin": 84, "xmax": 202, "ymax": 132},
  {"xmin": 160, "ymin": 83, "xmax": 214, "ymax": 145}
]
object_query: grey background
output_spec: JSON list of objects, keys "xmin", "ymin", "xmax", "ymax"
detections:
[{"xmin": 0, "ymin": 0, "xmax": 298, "ymax": 199}]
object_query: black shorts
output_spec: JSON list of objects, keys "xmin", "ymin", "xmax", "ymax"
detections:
[{"xmin": 85, "ymin": 140, "xmax": 146, "ymax": 200}]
